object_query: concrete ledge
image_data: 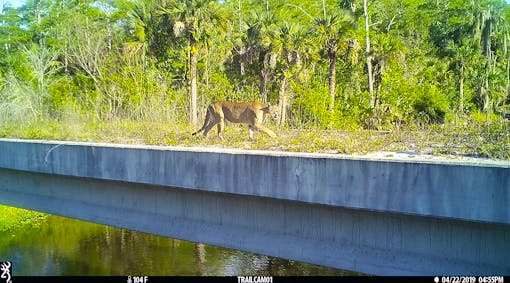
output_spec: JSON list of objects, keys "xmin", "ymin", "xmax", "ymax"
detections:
[
  {"xmin": 1, "ymin": 168, "xmax": 508, "ymax": 275},
  {"xmin": 0, "ymin": 138, "xmax": 508, "ymax": 225}
]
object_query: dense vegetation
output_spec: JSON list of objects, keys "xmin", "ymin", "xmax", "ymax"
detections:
[
  {"xmin": 0, "ymin": 0, "xmax": 509, "ymax": 158},
  {"xmin": 0, "ymin": 205, "xmax": 46, "ymax": 235}
]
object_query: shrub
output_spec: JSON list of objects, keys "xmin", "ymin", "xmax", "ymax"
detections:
[{"xmin": 412, "ymin": 84, "xmax": 448, "ymax": 124}]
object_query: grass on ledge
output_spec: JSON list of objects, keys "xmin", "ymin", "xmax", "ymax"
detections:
[{"xmin": 0, "ymin": 117, "xmax": 509, "ymax": 160}]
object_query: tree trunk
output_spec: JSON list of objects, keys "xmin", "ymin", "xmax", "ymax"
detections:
[
  {"xmin": 483, "ymin": 69, "xmax": 490, "ymax": 115},
  {"xmin": 237, "ymin": 0, "xmax": 246, "ymax": 78},
  {"xmin": 259, "ymin": 51, "xmax": 270, "ymax": 103},
  {"xmin": 459, "ymin": 61, "xmax": 464, "ymax": 112},
  {"xmin": 189, "ymin": 34, "xmax": 198, "ymax": 126},
  {"xmin": 278, "ymin": 74, "xmax": 288, "ymax": 127},
  {"xmin": 363, "ymin": 0, "xmax": 375, "ymax": 110},
  {"xmin": 505, "ymin": 31, "xmax": 509, "ymax": 102},
  {"xmin": 260, "ymin": 69, "xmax": 269, "ymax": 103},
  {"xmin": 507, "ymin": 54, "xmax": 510, "ymax": 103},
  {"xmin": 239, "ymin": 45, "xmax": 246, "ymax": 76},
  {"xmin": 328, "ymin": 52, "xmax": 337, "ymax": 112},
  {"xmin": 1, "ymin": 0, "xmax": 8, "ymax": 54},
  {"xmin": 481, "ymin": 8, "xmax": 492, "ymax": 115}
]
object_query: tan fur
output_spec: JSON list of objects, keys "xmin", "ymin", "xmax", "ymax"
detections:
[{"xmin": 192, "ymin": 101, "xmax": 279, "ymax": 139}]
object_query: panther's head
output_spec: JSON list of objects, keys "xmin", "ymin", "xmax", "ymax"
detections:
[{"xmin": 261, "ymin": 104, "xmax": 280, "ymax": 122}]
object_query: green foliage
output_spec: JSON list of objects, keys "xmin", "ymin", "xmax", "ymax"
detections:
[
  {"xmin": 292, "ymin": 81, "xmax": 330, "ymax": 128},
  {"xmin": 411, "ymin": 84, "xmax": 449, "ymax": 124},
  {"xmin": 47, "ymin": 76, "xmax": 82, "ymax": 119},
  {"xmin": 0, "ymin": 205, "xmax": 46, "ymax": 234},
  {"xmin": 200, "ymin": 72, "xmax": 234, "ymax": 102},
  {"xmin": 0, "ymin": 0, "xmax": 509, "ymax": 159}
]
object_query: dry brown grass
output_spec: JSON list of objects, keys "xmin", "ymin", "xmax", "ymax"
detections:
[{"xmin": 1, "ymin": 117, "xmax": 509, "ymax": 160}]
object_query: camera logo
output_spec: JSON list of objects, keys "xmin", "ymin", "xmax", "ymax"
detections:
[{"xmin": 0, "ymin": 261, "xmax": 12, "ymax": 283}]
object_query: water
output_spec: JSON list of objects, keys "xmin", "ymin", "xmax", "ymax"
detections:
[{"xmin": 1, "ymin": 214, "xmax": 354, "ymax": 276}]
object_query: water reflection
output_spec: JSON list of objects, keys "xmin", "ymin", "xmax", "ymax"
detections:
[{"xmin": 1, "ymin": 214, "xmax": 353, "ymax": 276}]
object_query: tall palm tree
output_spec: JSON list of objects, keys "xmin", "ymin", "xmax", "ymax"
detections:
[
  {"xmin": 315, "ymin": 10, "xmax": 354, "ymax": 113},
  {"xmin": 447, "ymin": 39, "xmax": 479, "ymax": 113},
  {"xmin": 159, "ymin": 0, "xmax": 225, "ymax": 126},
  {"xmin": 240, "ymin": 10, "xmax": 278, "ymax": 103},
  {"xmin": 268, "ymin": 22, "xmax": 308, "ymax": 127},
  {"xmin": 125, "ymin": 0, "xmax": 156, "ymax": 66},
  {"xmin": 363, "ymin": 0, "xmax": 375, "ymax": 110},
  {"xmin": 472, "ymin": 1, "xmax": 509, "ymax": 115}
]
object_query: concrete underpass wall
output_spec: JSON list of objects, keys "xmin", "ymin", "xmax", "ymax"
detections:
[{"xmin": 0, "ymin": 139, "xmax": 509, "ymax": 275}]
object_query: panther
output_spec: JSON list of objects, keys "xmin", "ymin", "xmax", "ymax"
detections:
[{"xmin": 192, "ymin": 101, "xmax": 279, "ymax": 139}]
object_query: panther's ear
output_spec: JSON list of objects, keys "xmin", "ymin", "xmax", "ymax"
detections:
[{"xmin": 261, "ymin": 105, "xmax": 271, "ymax": 112}]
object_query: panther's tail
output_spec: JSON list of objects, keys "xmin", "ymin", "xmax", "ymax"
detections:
[{"xmin": 191, "ymin": 107, "xmax": 212, "ymax": 136}]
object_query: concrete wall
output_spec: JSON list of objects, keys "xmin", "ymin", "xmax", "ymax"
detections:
[{"xmin": 0, "ymin": 138, "xmax": 509, "ymax": 275}]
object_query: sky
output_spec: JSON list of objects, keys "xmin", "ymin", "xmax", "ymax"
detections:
[{"xmin": 4, "ymin": 0, "xmax": 24, "ymax": 8}]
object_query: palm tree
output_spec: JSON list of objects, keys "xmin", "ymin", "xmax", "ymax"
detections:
[
  {"xmin": 268, "ymin": 22, "xmax": 308, "ymax": 127},
  {"xmin": 370, "ymin": 32, "xmax": 405, "ymax": 110},
  {"xmin": 362, "ymin": 0, "xmax": 374, "ymax": 110},
  {"xmin": 314, "ymin": 10, "xmax": 354, "ymax": 113},
  {"xmin": 447, "ymin": 39, "xmax": 479, "ymax": 113},
  {"xmin": 125, "ymin": 0, "xmax": 157, "ymax": 67},
  {"xmin": 240, "ymin": 10, "xmax": 278, "ymax": 103},
  {"xmin": 472, "ymin": 1, "xmax": 509, "ymax": 115},
  {"xmin": 159, "ymin": 0, "xmax": 225, "ymax": 126}
]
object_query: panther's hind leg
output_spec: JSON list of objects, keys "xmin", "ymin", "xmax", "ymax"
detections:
[
  {"xmin": 216, "ymin": 118, "xmax": 225, "ymax": 140},
  {"xmin": 202, "ymin": 119, "xmax": 217, "ymax": 138},
  {"xmin": 248, "ymin": 125, "xmax": 255, "ymax": 140}
]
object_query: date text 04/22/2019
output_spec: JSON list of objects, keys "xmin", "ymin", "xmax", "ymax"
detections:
[{"xmin": 439, "ymin": 277, "xmax": 504, "ymax": 283}]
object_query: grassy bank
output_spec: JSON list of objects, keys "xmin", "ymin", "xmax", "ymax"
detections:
[
  {"xmin": 0, "ymin": 205, "xmax": 47, "ymax": 234},
  {"xmin": 0, "ymin": 115, "xmax": 508, "ymax": 160}
]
